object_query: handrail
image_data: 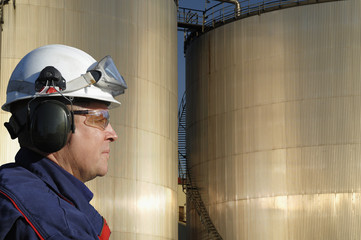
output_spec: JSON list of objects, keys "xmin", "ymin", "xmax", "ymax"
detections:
[
  {"xmin": 178, "ymin": 91, "xmax": 187, "ymax": 180},
  {"xmin": 178, "ymin": 0, "xmax": 343, "ymax": 50},
  {"xmin": 177, "ymin": 7, "xmax": 203, "ymax": 27},
  {"xmin": 203, "ymin": 0, "xmax": 342, "ymax": 28},
  {"xmin": 177, "ymin": 91, "xmax": 224, "ymax": 240}
]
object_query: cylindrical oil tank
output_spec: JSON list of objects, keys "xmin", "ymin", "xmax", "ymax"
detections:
[
  {"xmin": 186, "ymin": 0, "xmax": 361, "ymax": 239},
  {"xmin": 0, "ymin": 1, "xmax": 178, "ymax": 239}
]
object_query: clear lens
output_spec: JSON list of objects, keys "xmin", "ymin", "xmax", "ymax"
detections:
[
  {"xmin": 73, "ymin": 109, "xmax": 110, "ymax": 130},
  {"xmin": 94, "ymin": 56, "xmax": 127, "ymax": 96},
  {"xmin": 102, "ymin": 56, "xmax": 124, "ymax": 83},
  {"xmin": 62, "ymin": 55, "xmax": 127, "ymax": 99}
]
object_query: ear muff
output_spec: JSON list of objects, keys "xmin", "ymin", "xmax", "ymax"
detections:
[{"xmin": 28, "ymin": 100, "xmax": 74, "ymax": 153}]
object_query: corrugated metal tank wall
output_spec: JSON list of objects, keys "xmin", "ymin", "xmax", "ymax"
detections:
[
  {"xmin": 0, "ymin": 0, "xmax": 178, "ymax": 239},
  {"xmin": 186, "ymin": 0, "xmax": 361, "ymax": 239}
]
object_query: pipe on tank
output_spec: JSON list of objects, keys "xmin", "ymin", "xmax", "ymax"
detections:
[{"xmin": 215, "ymin": 0, "xmax": 241, "ymax": 17}]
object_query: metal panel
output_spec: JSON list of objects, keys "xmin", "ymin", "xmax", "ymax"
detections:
[
  {"xmin": 0, "ymin": 0, "xmax": 178, "ymax": 239},
  {"xmin": 186, "ymin": 0, "xmax": 361, "ymax": 239}
]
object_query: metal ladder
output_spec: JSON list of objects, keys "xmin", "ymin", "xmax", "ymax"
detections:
[{"xmin": 178, "ymin": 92, "xmax": 223, "ymax": 240}]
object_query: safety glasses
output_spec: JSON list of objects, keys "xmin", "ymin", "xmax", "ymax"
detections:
[
  {"xmin": 65, "ymin": 55, "xmax": 127, "ymax": 97},
  {"xmin": 73, "ymin": 109, "xmax": 110, "ymax": 130}
]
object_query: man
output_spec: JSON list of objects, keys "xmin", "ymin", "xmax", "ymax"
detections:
[{"xmin": 0, "ymin": 44, "xmax": 127, "ymax": 239}]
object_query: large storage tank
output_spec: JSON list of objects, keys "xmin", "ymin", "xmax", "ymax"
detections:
[
  {"xmin": 0, "ymin": 1, "xmax": 178, "ymax": 239},
  {"xmin": 186, "ymin": 0, "xmax": 361, "ymax": 239}
]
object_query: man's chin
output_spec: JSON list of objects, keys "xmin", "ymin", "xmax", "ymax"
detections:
[{"xmin": 97, "ymin": 166, "xmax": 109, "ymax": 177}]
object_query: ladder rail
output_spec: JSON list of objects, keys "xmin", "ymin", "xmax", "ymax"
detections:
[{"xmin": 178, "ymin": 91, "xmax": 223, "ymax": 240}]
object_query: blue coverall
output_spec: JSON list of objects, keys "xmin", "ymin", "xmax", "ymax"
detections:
[{"xmin": 0, "ymin": 148, "xmax": 110, "ymax": 240}]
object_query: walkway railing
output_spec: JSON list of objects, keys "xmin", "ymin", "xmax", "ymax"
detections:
[{"xmin": 178, "ymin": 0, "xmax": 343, "ymax": 49}]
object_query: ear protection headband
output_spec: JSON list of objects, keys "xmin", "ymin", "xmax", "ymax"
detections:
[{"xmin": 28, "ymin": 99, "xmax": 74, "ymax": 153}]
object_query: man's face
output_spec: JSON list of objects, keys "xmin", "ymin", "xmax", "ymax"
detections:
[{"xmin": 56, "ymin": 101, "xmax": 118, "ymax": 182}]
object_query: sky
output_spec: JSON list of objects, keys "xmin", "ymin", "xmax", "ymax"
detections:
[
  {"xmin": 177, "ymin": 0, "xmax": 206, "ymax": 107},
  {"xmin": 177, "ymin": 0, "xmax": 233, "ymax": 107}
]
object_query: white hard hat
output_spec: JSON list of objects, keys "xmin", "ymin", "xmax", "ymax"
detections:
[{"xmin": 2, "ymin": 44, "xmax": 127, "ymax": 111}]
